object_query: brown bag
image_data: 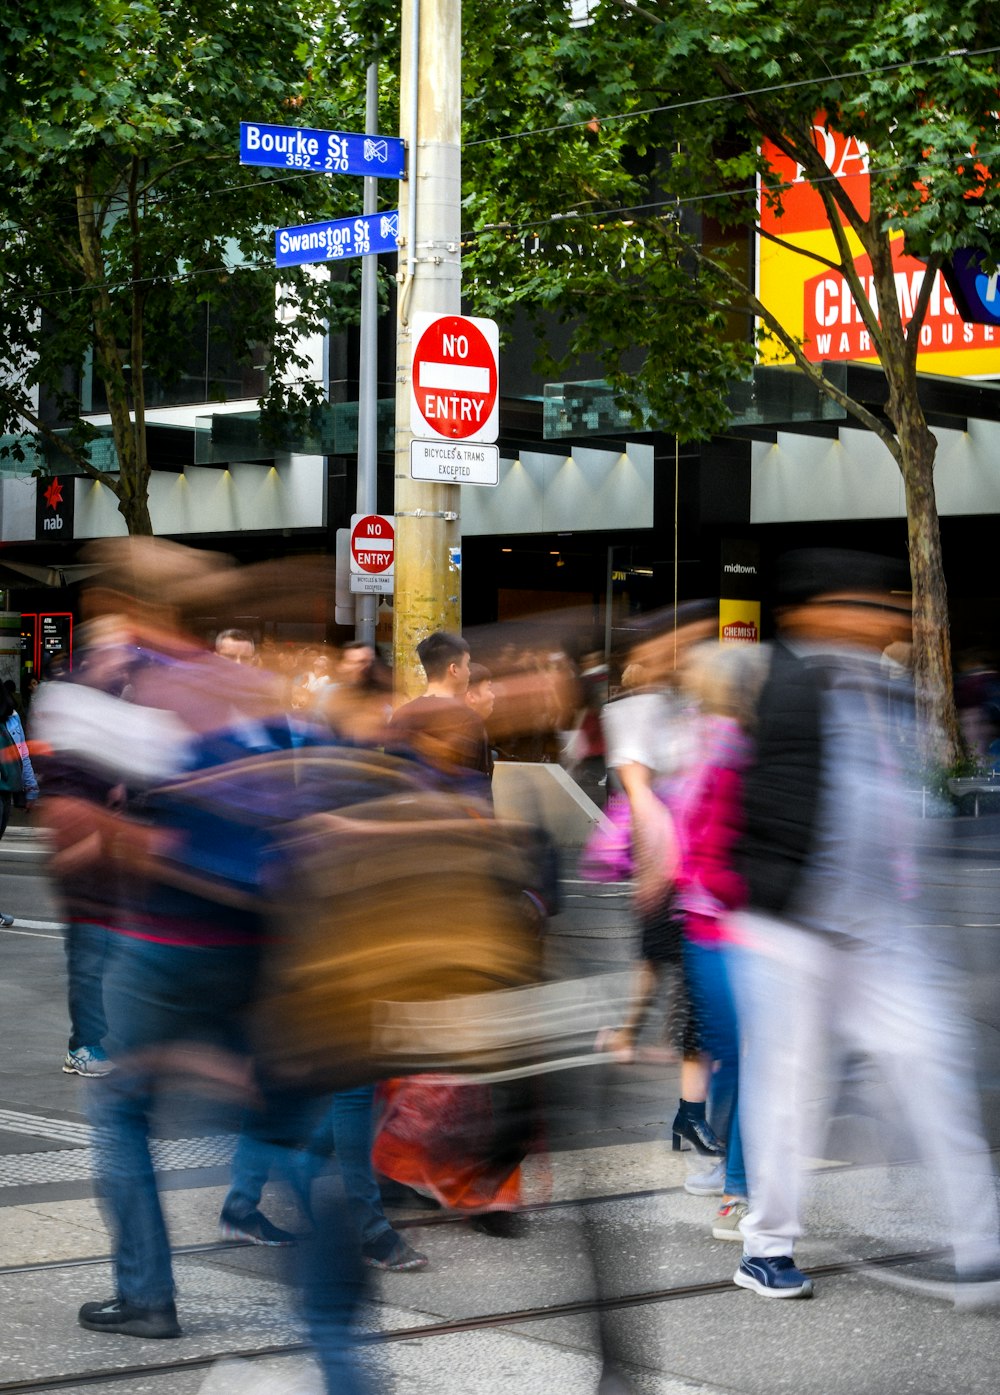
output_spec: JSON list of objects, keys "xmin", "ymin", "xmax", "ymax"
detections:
[{"xmin": 254, "ymin": 790, "xmax": 543, "ymax": 1092}]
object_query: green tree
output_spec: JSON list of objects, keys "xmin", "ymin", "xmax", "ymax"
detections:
[
  {"xmin": 5, "ymin": 0, "xmax": 994, "ymax": 758},
  {"xmin": 462, "ymin": 0, "xmax": 1000, "ymax": 763},
  {"xmin": 461, "ymin": 1, "xmax": 757, "ymax": 441},
  {"xmin": 0, "ymin": 0, "xmax": 378, "ymax": 535}
]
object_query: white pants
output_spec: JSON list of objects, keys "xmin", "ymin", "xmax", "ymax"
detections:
[{"xmin": 733, "ymin": 911, "xmax": 1000, "ymax": 1272}]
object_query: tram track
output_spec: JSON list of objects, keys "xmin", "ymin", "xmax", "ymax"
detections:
[
  {"xmin": 0, "ymin": 1168, "xmax": 868, "ymax": 1279},
  {"xmin": 0, "ymin": 1247, "xmax": 948, "ymax": 1394}
]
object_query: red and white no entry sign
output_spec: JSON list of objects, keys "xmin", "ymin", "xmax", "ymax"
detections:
[
  {"xmin": 410, "ymin": 313, "xmax": 499, "ymax": 443},
  {"xmin": 350, "ymin": 513, "xmax": 394, "ymax": 574}
]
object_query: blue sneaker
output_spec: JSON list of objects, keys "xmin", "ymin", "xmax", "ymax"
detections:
[{"xmin": 734, "ymin": 1253, "xmax": 814, "ymax": 1298}]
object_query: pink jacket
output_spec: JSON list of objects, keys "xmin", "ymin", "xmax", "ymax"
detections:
[{"xmin": 676, "ymin": 718, "xmax": 748, "ymax": 945}]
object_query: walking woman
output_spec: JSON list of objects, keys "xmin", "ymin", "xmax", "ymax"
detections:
[
  {"xmin": 597, "ymin": 603, "xmax": 725, "ymax": 1155},
  {"xmin": 0, "ymin": 682, "xmax": 38, "ymax": 926}
]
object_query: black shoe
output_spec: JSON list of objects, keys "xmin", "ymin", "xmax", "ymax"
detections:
[
  {"xmin": 378, "ymin": 1178, "xmax": 441, "ymax": 1210},
  {"xmin": 219, "ymin": 1209, "xmax": 296, "ymax": 1246},
  {"xmin": 671, "ymin": 1111, "xmax": 725, "ymax": 1157},
  {"xmin": 78, "ymin": 1297, "xmax": 181, "ymax": 1338},
  {"xmin": 471, "ymin": 1210, "xmax": 526, "ymax": 1238}
]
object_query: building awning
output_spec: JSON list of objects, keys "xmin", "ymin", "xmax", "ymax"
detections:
[{"xmin": 541, "ymin": 363, "xmax": 1000, "ymax": 447}]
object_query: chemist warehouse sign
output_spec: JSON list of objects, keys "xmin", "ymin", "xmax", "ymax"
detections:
[{"xmin": 758, "ymin": 118, "xmax": 1000, "ymax": 375}]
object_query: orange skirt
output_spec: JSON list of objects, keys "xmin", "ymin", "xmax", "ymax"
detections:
[{"xmin": 372, "ymin": 1077, "xmax": 524, "ymax": 1212}]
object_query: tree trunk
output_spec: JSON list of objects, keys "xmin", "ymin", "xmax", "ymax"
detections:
[
  {"xmin": 898, "ymin": 420, "xmax": 961, "ymax": 768},
  {"xmin": 115, "ymin": 481, "xmax": 154, "ymax": 536},
  {"xmin": 75, "ymin": 166, "xmax": 153, "ymax": 538},
  {"xmin": 867, "ymin": 234, "xmax": 962, "ymax": 769}
]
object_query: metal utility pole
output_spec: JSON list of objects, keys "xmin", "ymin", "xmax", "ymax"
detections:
[
  {"xmin": 392, "ymin": 0, "xmax": 462, "ymax": 695},
  {"xmin": 355, "ymin": 60, "xmax": 380, "ymax": 647}
]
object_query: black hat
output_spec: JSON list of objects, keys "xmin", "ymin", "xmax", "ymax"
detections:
[{"xmin": 775, "ymin": 549, "xmax": 909, "ymax": 605}]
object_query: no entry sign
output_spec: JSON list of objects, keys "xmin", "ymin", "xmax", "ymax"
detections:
[
  {"xmin": 410, "ymin": 314, "xmax": 499, "ymax": 443},
  {"xmin": 349, "ymin": 513, "xmax": 395, "ymax": 595}
]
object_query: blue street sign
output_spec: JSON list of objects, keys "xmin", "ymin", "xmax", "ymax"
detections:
[
  {"xmin": 240, "ymin": 122, "xmax": 406, "ymax": 179},
  {"xmin": 275, "ymin": 211, "xmax": 400, "ymax": 267}
]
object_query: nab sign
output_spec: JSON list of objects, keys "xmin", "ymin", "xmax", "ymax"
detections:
[
  {"xmin": 410, "ymin": 314, "xmax": 499, "ymax": 443},
  {"xmin": 349, "ymin": 513, "xmax": 395, "ymax": 595},
  {"xmin": 35, "ymin": 476, "xmax": 74, "ymax": 542}
]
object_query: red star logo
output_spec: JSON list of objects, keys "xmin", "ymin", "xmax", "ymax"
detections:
[{"xmin": 43, "ymin": 478, "xmax": 64, "ymax": 511}]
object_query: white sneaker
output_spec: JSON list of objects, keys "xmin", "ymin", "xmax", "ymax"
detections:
[
  {"xmin": 62, "ymin": 1046, "xmax": 113, "ymax": 1078},
  {"xmin": 684, "ymin": 1159, "xmax": 726, "ymax": 1195},
  {"xmin": 712, "ymin": 1199, "xmax": 749, "ymax": 1240}
]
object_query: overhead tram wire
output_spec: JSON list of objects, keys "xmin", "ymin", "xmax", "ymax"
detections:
[
  {"xmin": 3, "ymin": 38, "xmax": 998, "ymax": 241},
  {"xmin": 9, "ymin": 131, "xmax": 1000, "ymax": 314},
  {"xmin": 466, "ymin": 42, "xmax": 1000, "ymax": 145}
]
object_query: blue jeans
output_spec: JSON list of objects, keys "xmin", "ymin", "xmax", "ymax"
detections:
[
  {"xmin": 94, "ymin": 934, "xmax": 372, "ymax": 1389},
  {"xmin": 64, "ymin": 921, "xmax": 111, "ymax": 1051},
  {"xmin": 227, "ymin": 1085, "xmax": 391, "ymax": 1248},
  {"xmin": 92, "ymin": 934, "xmax": 260, "ymax": 1309},
  {"xmin": 221, "ymin": 1085, "xmax": 376, "ymax": 1395},
  {"xmin": 315, "ymin": 1086, "xmax": 391, "ymax": 1246},
  {"xmin": 684, "ymin": 938, "xmax": 746, "ymax": 1198},
  {"xmin": 299, "ymin": 1178, "xmax": 373, "ymax": 1395}
]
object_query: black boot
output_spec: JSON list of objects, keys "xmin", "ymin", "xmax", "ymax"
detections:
[{"xmin": 671, "ymin": 1099, "xmax": 725, "ymax": 1156}]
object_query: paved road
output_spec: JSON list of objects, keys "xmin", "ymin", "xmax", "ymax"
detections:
[{"xmin": 1, "ymin": 831, "xmax": 999, "ymax": 1394}]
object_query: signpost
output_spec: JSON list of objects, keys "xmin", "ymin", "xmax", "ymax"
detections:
[
  {"xmin": 275, "ymin": 211, "xmax": 400, "ymax": 267},
  {"xmin": 240, "ymin": 122, "xmax": 406, "ymax": 179},
  {"xmin": 241, "ymin": 104, "xmax": 404, "ymax": 627},
  {"xmin": 349, "ymin": 513, "xmax": 395, "ymax": 595},
  {"xmin": 410, "ymin": 313, "xmax": 499, "ymax": 443}
]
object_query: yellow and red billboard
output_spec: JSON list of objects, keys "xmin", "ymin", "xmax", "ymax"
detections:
[{"xmin": 758, "ymin": 120, "xmax": 1000, "ymax": 375}]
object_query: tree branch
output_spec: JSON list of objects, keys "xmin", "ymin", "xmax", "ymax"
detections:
[
  {"xmin": 757, "ymin": 223, "xmax": 844, "ymax": 274},
  {"xmin": 809, "ymin": 176, "xmax": 885, "ymax": 350},
  {"xmin": 0, "ymin": 386, "xmax": 121, "ymax": 491},
  {"xmin": 712, "ymin": 61, "xmax": 871, "ymax": 246},
  {"xmin": 605, "ymin": 0, "xmax": 662, "ymax": 23},
  {"xmin": 136, "ymin": 150, "xmax": 231, "ymax": 196},
  {"xmin": 904, "ymin": 251, "xmax": 945, "ymax": 373},
  {"xmin": 700, "ymin": 251, "xmax": 901, "ymax": 462}
]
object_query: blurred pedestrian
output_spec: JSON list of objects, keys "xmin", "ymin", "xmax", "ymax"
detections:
[
  {"xmin": 388, "ymin": 631, "xmax": 491, "ymax": 789},
  {"xmin": 674, "ymin": 642, "xmax": 765, "ymax": 1236},
  {"xmin": 0, "ymin": 683, "xmax": 38, "ymax": 928},
  {"xmin": 317, "ymin": 641, "xmax": 391, "ymax": 745},
  {"xmin": 40, "ymin": 617, "xmax": 134, "ymax": 1077},
  {"xmin": 562, "ymin": 646, "xmax": 608, "ymax": 808},
  {"xmin": 597, "ymin": 603, "xmax": 725, "ymax": 1158},
  {"xmin": 4, "ymin": 677, "xmax": 26, "ymax": 725},
  {"xmin": 465, "ymin": 661, "xmax": 496, "ymax": 778},
  {"xmin": 214, "ymin": 628, "xmax": 256, "ymax": 665},
  {"xmin": 36, "ymin": 542, "xmax": 379, "ymax": 1392},
  {"xmin": 731, "ymin": 549, "xmax": 1000, "ymax": 1305}
]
